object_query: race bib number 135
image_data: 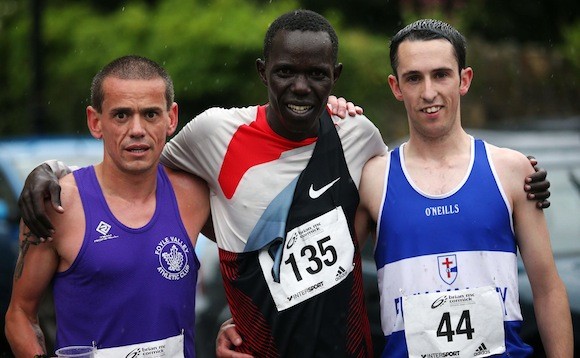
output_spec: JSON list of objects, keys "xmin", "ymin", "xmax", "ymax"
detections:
[{"xmin": 259, "ymin": 207, "xmax": 355, "ymax": 311}]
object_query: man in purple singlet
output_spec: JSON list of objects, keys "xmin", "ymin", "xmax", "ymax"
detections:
[{"xmin": 5, "ymin": 55, "xmax": 210, "ymax": 357}]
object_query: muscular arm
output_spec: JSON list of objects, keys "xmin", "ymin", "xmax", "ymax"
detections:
[
  {"xmin": 355, "ymin": 155, "xmax": 387, "ymax": 247},
  {"xmin": 164, "ymin": 166, "xmax": 212, "ymax": 243},
  {"xmin": 7, "ymin": 174, "xmax": 83, "ymax": 357},
  {"xmin": 493, "ymin": 147, "xmax": 573, "ymax": 357},
  {"xmin": 5, "ymin": 222, "xmax": 59, "ymax": 356}
]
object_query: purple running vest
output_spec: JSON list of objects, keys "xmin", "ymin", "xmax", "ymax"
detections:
[{"xmin": 53, "ymin": 165, "xmax": 198, "ymax": 357}]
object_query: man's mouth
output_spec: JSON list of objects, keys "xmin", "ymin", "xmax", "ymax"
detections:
[
  {"xmin": 287, "ymin": 104, "xmax": 313, "ymax": 114},
  {"xmin": 422, "ymin": 106, "xmax": 442, "ymax": 114},
  {"xmin": 126, "ymin": 145, "xmax": 149, "ymax": 153}
]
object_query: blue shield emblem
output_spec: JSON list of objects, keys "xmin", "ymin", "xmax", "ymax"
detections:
[{"xmin": 437, "ymin": 254, "xmax": 458, "ymax": 285}]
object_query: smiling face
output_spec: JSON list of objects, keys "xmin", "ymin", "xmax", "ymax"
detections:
[
  {"xmin": 258, "ymin": 30, "xmax": 342, "ymax": 141},
  {"xmin": 87, "ymin": 76, "xmax": 178, "ymax": 175},
  {"xmin": 388, "ymin": 39, "xmax": 473, "ymax": 140}
]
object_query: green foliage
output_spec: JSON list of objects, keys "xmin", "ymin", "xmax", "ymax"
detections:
[
  {"xmin": 1, "ymin": 0, "xmax": 302, "ymax": 135},
  {"xmin": 0, "ymin": 1, "xmax": 32, "ymax": 134},
  {"xmin": 561, "ymin": 21, "xmax": 580, "ymax": 76},
  {"xmin": 335, "ymin": 30, "xmax": 407, "ymax": 141},
  {"xmin": 0, "ymin": 0, "xmax": 578, "ymax": 138}
]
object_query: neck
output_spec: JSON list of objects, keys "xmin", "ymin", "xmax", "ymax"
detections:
[
  {"xmin": 403, "ymin": 128, "xmax": 472, "ymax": 196},
  {"xmin": 94, "ymin": 162, "xmax": 158, "ymax": 203},
  {"xmin": 406, "ymin": 123, "xmax": 470, "ymax": 159}
]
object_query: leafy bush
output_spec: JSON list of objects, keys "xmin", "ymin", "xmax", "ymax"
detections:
[{"xmin": 0, "ymin": 0, "xmax": 578, "ymax": 139}]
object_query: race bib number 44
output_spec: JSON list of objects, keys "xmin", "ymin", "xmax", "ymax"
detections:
[
  {"xmin": 259, "ymin": 207, "xmax": 355, "ymax": 311},
  {"xmin": 404, "ymin": 286, "xmax": 505, "ymax": 358}
]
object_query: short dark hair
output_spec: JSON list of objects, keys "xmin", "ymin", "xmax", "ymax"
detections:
[
  {"xmin": 90, "ymin": 55, "xmax": 174, "ymax": 112},
  {"xmin": 263, "ymin": 9, "xmax": 339, "ymax": 64},
  {"xmin": 389, "ymin": 19, "xmax": 467, "ymax": 78}
]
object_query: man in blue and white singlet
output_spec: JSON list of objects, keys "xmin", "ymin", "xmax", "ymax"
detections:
[{"xmin": 355, "ymin": 19, "xmax": 573, "ymax": 358}]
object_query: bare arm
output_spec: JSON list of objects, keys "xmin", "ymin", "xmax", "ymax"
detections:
[
  {"xmin": 5, "ymin": 222, "xmax": 59, "ymax": 356},
  {"xmin": 355, "ymin": 155, "xmax": 387, "ymax": 247},
  {"xmin": 164, "ymin": 166, "xmax": 212, "ymax": 244},
  {"xmin": 494, "ymin": 147, "xmax": 573, "ymax": 357}
]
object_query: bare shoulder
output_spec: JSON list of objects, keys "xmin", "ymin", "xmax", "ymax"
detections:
[
  {"xmin": 164, "ymin": 166, "xmax": 209, "ymax": 199},
  {"xmin": 486, "ymin": 143, "xmax": 535, "ymax": 176},
  {"xmin": 486, "ymin": 143, "xmax": 536, "ymax": 204},
  {"xmin": 53, "ymin": 173, "xmax": 81, "ymax": 221},
  {"xmin": 164, "ymin": 166, "xmax": 210, "ymax": 241},
  {"xmin": 362, "ymin": 155, "xmax": 388, "ymax": 182},
  {"xmin": 50, "ymin": 172, "xmax": 85, "ymax": 254}
]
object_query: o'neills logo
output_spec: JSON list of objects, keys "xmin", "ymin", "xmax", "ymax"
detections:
[
  {"xmin": 155, "ymin": 236, "xmax": 190, "ymax": 280},
  {"xmin": 425, "ymin": 204, "xmax": 460, "ymax": 217}
]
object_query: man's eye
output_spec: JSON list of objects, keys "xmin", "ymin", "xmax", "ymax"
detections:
[
  {"xmin": 310, "ymin": 71, "xmax": 326, "ymax": 79},
  {"xmin": 276, "ymin": 68, "xmax": 292, "ymax": 77},
  {"xmin": 115, "ymin": 113, "xmax": 127, "ymax": 120},
  {"xmin": 145, "ymin": 112, "xmax": 158, "ymax": 119}
]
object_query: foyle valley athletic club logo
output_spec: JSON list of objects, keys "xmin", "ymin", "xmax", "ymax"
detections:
[
  {"xmin": 438, "ymin": 254, "xmax": 458, "ymax": 285},
  {"xmin": 155, "ymin": 236, "xmax": 190, "ymax": 280}
]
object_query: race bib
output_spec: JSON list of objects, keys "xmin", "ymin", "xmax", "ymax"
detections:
[
  {"xmin": 94, "ymin": 333, "xmax": 184, "ymax": 358},
  {"xmin": 259, "ymin": 207, "xmax": 355, "ymax": 311},
  {"xmin": 404, "ymin": 286, "xmax": 505, "ymax": 358}
]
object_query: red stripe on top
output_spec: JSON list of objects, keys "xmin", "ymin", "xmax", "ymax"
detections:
[{"xmin": 218, "ymin": 105, "xmax": 317, "ymax": 199}]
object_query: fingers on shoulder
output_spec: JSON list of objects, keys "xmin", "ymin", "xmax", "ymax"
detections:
[{"xmin": 57, "ymin": 177, "xmax": 80, "ymax": 206}]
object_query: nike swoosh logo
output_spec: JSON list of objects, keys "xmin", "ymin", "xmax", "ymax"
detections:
[{"xmin": 309, "ymin": 178, "xmax": 340, "ymax": 199}]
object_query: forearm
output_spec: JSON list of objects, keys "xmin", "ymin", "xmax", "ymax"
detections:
[
  {"xmin": 533, "ymin": 283, "xmax": 573, "ymax": 357},
  {"xmin": 5, "ymin": 308, "xmax": 47, "ymax": 357}
]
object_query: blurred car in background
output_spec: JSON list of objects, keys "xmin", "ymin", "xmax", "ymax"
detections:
[
  {"xmin": 0, "ymin": 136, "xmax": 103, "ymax": 355},
  {"xmin": 468, "ymin": 123, "xmax": 580, "ymax": 356}
]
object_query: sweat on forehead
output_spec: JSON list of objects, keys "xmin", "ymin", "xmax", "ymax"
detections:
[{"xmin": 263, "ymin": 9, "xmax": 339, "ymax": 64}]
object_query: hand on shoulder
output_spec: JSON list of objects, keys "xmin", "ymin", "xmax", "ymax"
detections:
[{"xmin": 488, "ymin": 144, "xmax": 537, "ymax": 207}]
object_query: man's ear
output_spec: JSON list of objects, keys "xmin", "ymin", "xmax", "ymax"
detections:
[
  {"xmin": 256, "ymin": 58, "xmax": 267, "ymax": 86},
  {"xmin": 86, "ymin": 106, "xmax": 102, "ymax": 139},
  {"xmin": 332, "ymin": 63, "xmax": 343, "ymax": 85},
  {"xmin": 459, "ymin": 67, "xmax": 473, "ymax": 96},
  {"xmin": 387, "ymin": 74, "xmax": 404, "ymax": 102},
  {"xmin": 167, "ymin": 102, "xmax": 178, "ymax": 137}
]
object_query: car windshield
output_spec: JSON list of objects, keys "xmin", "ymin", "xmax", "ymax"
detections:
[
  {"xmin": 0, "ymin": 138, "xmax": 103, "ymax": 194},
  {"xmin": 12, "ymin": 154, "xmax": 100, "ymax": 185},
  {"xmin": 544, "ymin": 167, "xmax": 580, "ymax": 255}
]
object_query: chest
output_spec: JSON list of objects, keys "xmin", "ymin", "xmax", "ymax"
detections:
[{"xmin": 406, "ymin": 163, "xmax": 469, "ymax": 195}]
